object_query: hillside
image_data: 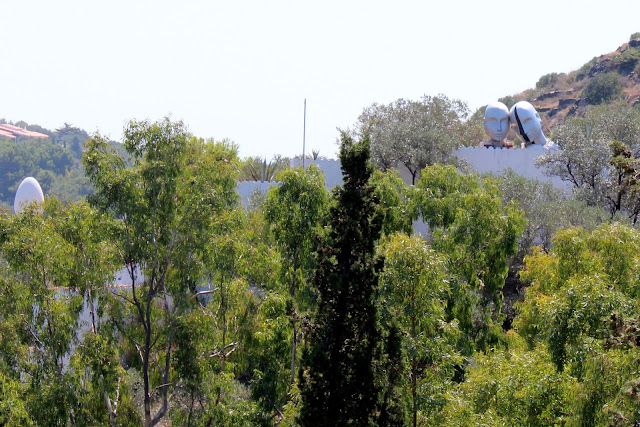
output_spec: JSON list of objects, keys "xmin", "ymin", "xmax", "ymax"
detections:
[
  {"xmin": 501, "ymin": 33, "xmax": 640, "ymax": 131},
  {"xmin": 0, "ymin": 121, "xmax": 126, "ymax": 208}
]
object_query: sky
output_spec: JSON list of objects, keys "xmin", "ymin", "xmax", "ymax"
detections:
[{"xmin": 3, "ymin": 0, "xmax": 640, "ymax": 159}]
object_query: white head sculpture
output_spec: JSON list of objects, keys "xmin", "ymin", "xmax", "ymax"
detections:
[
  {"xmin": 14, "ymin": 177, "xmax": 44, "ymax": 215},
  {"xmin": 484, "ymin": 102, "xmax": 510, "ymax": 145},
  {"xmin": 509, "ymin": 101, "xmax": 547, "ymax": 145}
]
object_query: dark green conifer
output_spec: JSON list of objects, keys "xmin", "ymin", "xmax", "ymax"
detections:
[{"xmin": 299, "ymin": 132, "xmax": 405, "ymax": 426}]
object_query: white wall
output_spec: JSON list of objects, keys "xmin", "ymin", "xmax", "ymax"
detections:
[
  {"xmin": 239, "ymin": 147, "xmax": 568, "ymax": 210},
  {"xmin": 291, "ymin": 158, "xmax": 343, "ymax": 189},
  {"xmin": 453, "ymin": 145, "xmax": 569, "ymax": 190},
  {"xmin": 236, "ymin": 181, "xmax": 279, "ymax": 206}
]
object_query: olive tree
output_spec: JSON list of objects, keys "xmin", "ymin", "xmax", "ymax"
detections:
[
  {"xmin": 538, "ymin": 103, "xmax": 640, "ymax": 222},
  {"xmin": 358, "ymin": 95, "xmax": 471, "ymax": 184}
]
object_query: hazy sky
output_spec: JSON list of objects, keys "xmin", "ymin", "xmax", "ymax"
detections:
[{"xmin": 4, "ymin": 0, "xmax": 640, "ymax": 159}]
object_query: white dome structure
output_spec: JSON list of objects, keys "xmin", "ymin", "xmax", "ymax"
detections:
[{"xmin": 14, "ymin": 177, "xmax": 45, "ymax": 215}]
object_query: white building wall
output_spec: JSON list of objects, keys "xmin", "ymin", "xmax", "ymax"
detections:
[
  {"xmin": 237, "ymin": 147, "xmax": 568, "ymax": 209},
  {"xmin": 236, "ymin": 181, "xmax": 279, "ymax": 206},
  {"xmin": 453, "ymin": 145, "xmax": 569, "ymax": 190},
  {"xmin": 291, "ymin": 158, "xmax": 343, "ymax": 189}
]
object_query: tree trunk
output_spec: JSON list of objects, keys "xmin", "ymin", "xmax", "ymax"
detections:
[
  {"xmin": 290, "ymin": 324, "xmax": 297, "ymax": 384},
  {"xmin": 411, "ymin": 315, "xmax": 417, "ymax": 427},
  {"xmin": 143, "ymin": 286, "xmax": 154, "ymax": 427},
  {"xmin": 290, "ymin": 254, "xmax": 299, "ymax": 384}
]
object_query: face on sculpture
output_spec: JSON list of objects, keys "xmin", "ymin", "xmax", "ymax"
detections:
[
  {"xmin": 509, "ymin": 101, "xmax": 545, "ymax": 144},
  {"xmin": 484, "ymin": 102, "xmax": 510, "ymax": 143}
]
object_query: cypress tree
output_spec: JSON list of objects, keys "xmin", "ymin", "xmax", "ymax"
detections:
[{"xmin": 299, "ymin": 132, "xmax": 405, "ymax": 426}]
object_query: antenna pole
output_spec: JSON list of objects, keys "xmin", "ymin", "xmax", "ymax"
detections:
[{"xmin": 302, "ymin": 99, "xmax": 306, "ymax": 168}]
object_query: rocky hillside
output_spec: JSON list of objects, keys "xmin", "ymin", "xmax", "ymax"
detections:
[{"xmin": 501, "ymin": 34, "xmax": 640, "ymax": 131}]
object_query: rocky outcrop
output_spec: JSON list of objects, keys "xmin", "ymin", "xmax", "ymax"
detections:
[
  {"xmin": 533, "ymin": 89, "xmax": 574, "ymax": 102},
  {"xmin": 587, "ymin": 56, "xmax": 613, "ymax": 78}
]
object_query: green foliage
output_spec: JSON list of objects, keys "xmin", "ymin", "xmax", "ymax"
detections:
[
  {"xmin": 169, "ymin": 277, "xmax": 267, "ymax": 425},
  {"xmin": 264, "ymin": 165, "xmax": 328, "ymax": 302},
  {"xmin": 413, "ymin": 165, "xmax": 526, "ymax": 360},
  {"xmin": 520, "ymin": 223, "xmax": 640, "ymax": 300},
  {"xmin": 264, "ymin": 165, "xmax": 328, "ymax": 388},
  {"xmin": 240, "ymin": 155, "xmax": 290, "ymax": 182},
  {"xmin": 83, "ymin": 118, "xmax": 242, "ymax": 425},
  {"xmin": 536, "ymin": 72, "xmax": 559, "ymax": 89},
  {"xmin": 497, "ymin": 95, "xmax": 516, "ymax": 109},
  {"xmin": 416, "ymin": 165, "xmax": 525, "ymax": 336},
  {"xmin": 0, "ymin": 120, "xmax": 96, "ymax": 205},
  {"xmin": 540, "ymin": 103, "xmax": 640, "ymax": 221},
  {"xmin": 613, "ymin": 47, "xmax": 640, "ymax": 74},
  {"xmin": 247, "ymin": 291, "xmax": 293, "ymax": 420},
  {"xmin": 359, "ymin": 94, "xmax": 470, "ymax": 183},
  {"xmin": 516, "ymin": 222, "xmax": 640, "ymax": 404},
  {"xmin": 0, "ymin": 138, "xmax": 75, "ymax": 204},
  {"xmin": 576, "ymin": 56, "xmax": 598, "ymax": 81},
  {"xmin": 441, "ymin": 339, "xmax": 577, "ymax": 426},
  {"xmin": 631, "ymin": 32, "xmax": 640, "ymax": 41},
  {"xmin": 370, "ymin": 169, "xmax": 418, "ymax": 236},
  {"xmin": 299, "ymin": 132, "xmax": 405, "ymax": 426},
  {"xmin": 26, "ymin": 123, "xmax": 54, "ymax": 139},
  {"xmin": 581, "ymin": 72, "xmax": 623, "ymax": 105},
  {"xmin": 8, "ymin": 110, "xmax": 640, "ymax": 426},
  {"xmin": 0, "ymin": 369, "xmax": 32, "ymax": 425},
  {"xmin": 380, "ymin": 233, "xmax": 462, "ymax": 425},
  {"xmin": 497, "ymin": 169, "xmax": 611, "ymax": 258},
  {"xmin": 0, "ymin": 199, "xmax": 137, "ymax": 425},
  {"xmin": 54, "ymin": 123, "xmax": 89, "ymax": 158}
]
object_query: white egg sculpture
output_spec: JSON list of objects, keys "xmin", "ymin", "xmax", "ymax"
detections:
[{"xmin": 14, "ymin": 177, "xmax": 45, "ymax": 215}]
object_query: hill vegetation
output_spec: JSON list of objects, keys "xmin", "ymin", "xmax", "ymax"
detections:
[
  {"xmin": 501, "ymin": 33, "xmax": 640, "ymax": 132},
  {"xmin": 0, "ymin": 119, "xmax": 127, "ymax": 209}
]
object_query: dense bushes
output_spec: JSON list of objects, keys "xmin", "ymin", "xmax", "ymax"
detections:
[
  {"xmin": 581, "ymin": 72, "xmax": 622, "ymax": 105},
  {"xmin": 536, "ymin": 72, "xmax": 559, "ymax": 89},
  {"xmin": 613, "ymin": 46, "xmax": 640, "ymax": 74}
]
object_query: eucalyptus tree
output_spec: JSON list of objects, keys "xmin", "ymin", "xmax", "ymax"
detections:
[
  {"xmin": 171, "ymin": 204, "xmax": 289, "ymax": 424},
  {"xmin": 440, "ymin": 339, "xmax": 576, "ymax": 426},
  {"xmin": 370, "ymin": 169, "xmax": 418, "ymax": 236},
  {"xmin": 263, "ymin": 165, "xmax": 328, "ymax": 385},
  {"xmin": 83, "ymin": 118, "xmax": 239, "ymax": 426},
  {"xmin": 358, "ymin": 94, "xmax": 471, "ymax": 184},
  {"xmin": 380, "ymin": 233, "xmax": 461, "ymax": 426},
  {"xmin": 170, "ymin": 208, "xmax": 267, "ymax": 425},
  {"xmin": 514, "ymin": 222, "xmax": 640, "ymax": 425},
  {"xmin": 0, "ymin": 199, "xmax": 138, "ymax": 425},
  {"xmin": 415, "ymin": 165, "xmax": 525, "ymax": 351}
]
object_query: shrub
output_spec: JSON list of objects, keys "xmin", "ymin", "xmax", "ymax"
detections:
[
  {"xmin": 630, "ymin": 32, "xmax": 640, "ymax": 41},
  {"xmin": 536, "ymin": 72, "xmax": 559, "ymax": 89},
  {"xmin": 576, "ymin": 57, "xmax": 598, "ymax": 81},
  {"xmin": 498, "ymin": 95, "xmax": 515, "ymax": 109},
  {"xmin": 613, "ymin": 47, "xmax": 640, "ymax": 74},
  {"xmin": 581, "ymin": 73, "xmax": 623, "ymax": 105}
]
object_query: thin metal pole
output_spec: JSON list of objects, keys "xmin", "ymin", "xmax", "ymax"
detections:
[{"xmin": 302, "ymin": 99, "xmax": 306, "ymax": 168}]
